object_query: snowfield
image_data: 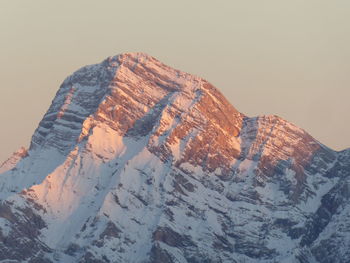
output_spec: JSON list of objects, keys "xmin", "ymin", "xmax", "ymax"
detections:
[{"xmin": 0, "ymin": 53, "xmax": 349, "ymax": 263}]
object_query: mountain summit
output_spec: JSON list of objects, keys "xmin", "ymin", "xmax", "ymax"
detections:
[{"xmin": 0, "ymin": 53, "xmax": 349, "ymax": 263}]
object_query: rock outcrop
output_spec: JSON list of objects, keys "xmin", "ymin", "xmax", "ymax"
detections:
[{"xmin": 0, "ymin": 53, "xmax": 349, "ymax": 262}]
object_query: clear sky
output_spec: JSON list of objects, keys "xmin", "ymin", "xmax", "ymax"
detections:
[{"xmin": 0, "ymin": 0, "xmax": 349, "ymax": 163}]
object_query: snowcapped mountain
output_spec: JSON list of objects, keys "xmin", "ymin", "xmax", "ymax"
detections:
[{"xmin": 0, "ymin": 53, "xmax": 349, "ymax": 263}]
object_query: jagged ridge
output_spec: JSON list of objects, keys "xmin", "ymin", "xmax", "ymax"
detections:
[{"xmin": 0, "ymin": 53, "xmax": 349, "ymax": 263}]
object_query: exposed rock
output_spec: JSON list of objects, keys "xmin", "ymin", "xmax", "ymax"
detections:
[{"xmin": 0, "ymin": 52, "xmax": 349, "ymax": 262}]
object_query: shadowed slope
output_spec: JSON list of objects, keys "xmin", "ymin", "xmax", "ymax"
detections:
[{"xmin": 0, "ymin": 53, "xmax": 349, "ymax": 263}]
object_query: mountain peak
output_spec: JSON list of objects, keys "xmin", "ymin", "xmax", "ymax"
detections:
[
  {"xmin": 0, "ymin": 53, "xmax": 349, "ymax": 263},
  {"xmin": 29, "ymin": 53, "xmax": 243, "ymax": 158},
  {"xmin": 111, "ymin": 51, "xmax": 157, "ymax": 62}
]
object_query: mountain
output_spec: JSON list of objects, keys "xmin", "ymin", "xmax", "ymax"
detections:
[{"xmin": 0, "ymin": 52, "xmax": 349, "ymax": 263}]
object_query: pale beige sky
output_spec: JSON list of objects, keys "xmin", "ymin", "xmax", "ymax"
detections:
[{"xmin": 0, "ymin": 0, "xmax": 349, "ymax": 162}]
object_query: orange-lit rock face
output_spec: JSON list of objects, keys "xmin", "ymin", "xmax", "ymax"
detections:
[
  {"xmin": 76, "ymin": 53, "xmax": 244, "ymax": 174},
  {"xmin": 1, "ymin": 53, "xmax": 348, "ymax": 263},
  {"xmin": 57, "ymin": 87, "xmax": 76, "ymax": 119},
  {"xmin": 0, "ymin": 147, "xmax": 28, "ymax": 173},
  {"xmin": 29, "ymin": 53, "xmax": 329, "ymax": 181},
  {"xmin": 236, "ymin": 115, "xmax": 327, "ymax": 201}
]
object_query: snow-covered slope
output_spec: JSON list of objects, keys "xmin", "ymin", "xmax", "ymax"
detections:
[{"xmin": 0, "ymin": 53, "xmax": 349, "ymax": 263}]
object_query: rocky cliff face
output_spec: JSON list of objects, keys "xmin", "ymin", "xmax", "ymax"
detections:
[{"xmin": 0, "ymin": 53, "xmax": 349, "ymax": 263}]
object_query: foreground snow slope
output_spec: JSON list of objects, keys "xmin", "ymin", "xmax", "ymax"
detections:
[{"xmin": 0, "ymin": 53, "xmax": 349, "ymax": 263}]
